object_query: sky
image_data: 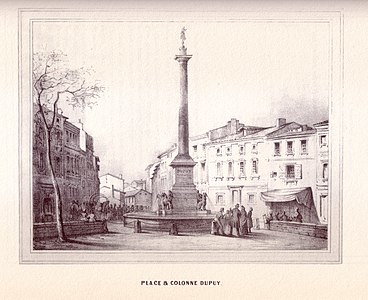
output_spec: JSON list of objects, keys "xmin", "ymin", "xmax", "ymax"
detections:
[{"xmin": 33, "ymin": 21, "xmax": 329, "ymax": 181}]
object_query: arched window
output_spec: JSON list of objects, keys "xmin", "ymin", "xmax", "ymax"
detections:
[{"xmin": 228, "ymin": 162, "xmax": 233, "ymax": 176}]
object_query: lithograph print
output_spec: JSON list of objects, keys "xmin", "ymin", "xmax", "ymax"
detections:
[{"xmin": 19, "ymin": 9, "xmax": 342, "ymax": 263}]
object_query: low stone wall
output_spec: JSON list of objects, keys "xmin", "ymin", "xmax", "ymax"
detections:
[
  {"xmin": 33, "ymin": 221, "xmax": 108, "ymax": 240},
  {"xmin": 124, "ymin": 213, "xmax": 214, "ymax": 233},
  {"xmin": 269, "ymin": 220, "xmax": 327, "ymax": 239}
]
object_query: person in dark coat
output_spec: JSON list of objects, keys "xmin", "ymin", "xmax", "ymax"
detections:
[
  {"xmin": 224, "ymin": 209, "xmax": 233, "ymax": 236},
  {"xmin": 294, "ymin": 208, "xmax": 303, "ymax": 223},
  {"xmin": 239, "ymin": 206, "xmax": 248, "ymax": 236},
  {"xmin": 281, "ymin": 211, "xmax": 289, "ymax": 221},
  {"xmin": 211, "ymin": 207, "xmax": 225, "ymax": 235},
  {"xmin": 247, "ymin": 207, "xmax": 253, "ymax": 233},
  {"xmin": 232, "ymin": 204, "xmax": 241, "ymax": 237}
]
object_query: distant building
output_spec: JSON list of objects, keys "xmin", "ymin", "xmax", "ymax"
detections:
[
  {"xmin": 33, "ymin": 105, "xmax": 100, "ymax": 223},
  {"xmin": 131, "ymin": 179, "xmax": 147, "ymax": 190},
  {"xmin": 99, "ymin": 173, "xmax": 125, "ymax": 206},
  {"xmin": 124, "ymin": 189, "xmax": 152, "ymax": 210}
]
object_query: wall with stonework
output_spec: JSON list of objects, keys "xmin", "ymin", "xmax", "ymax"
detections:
[{"xmin": 33, "ymin": 221, "xmax": 108, "ymax": 240}]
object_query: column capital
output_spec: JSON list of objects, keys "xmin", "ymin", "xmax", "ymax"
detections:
[{"xmin": 175, "ymin": 54, "xmax": 192, "ymax": 63}]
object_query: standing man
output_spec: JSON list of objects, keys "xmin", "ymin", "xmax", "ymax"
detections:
[
  {"xmin": 240, "ymin": 205, "xmax": 248, "ymax": 236},
  {"xmin": 211, "ymin": 207, "xmax": 225, "ymax": 235},
  {"xmin": 247, "ymin": 207, "xmax": 254, "ymax": 233},
  {"xmin": 232, "ymin": 204, "xmax": 241, "ymax": 237}
]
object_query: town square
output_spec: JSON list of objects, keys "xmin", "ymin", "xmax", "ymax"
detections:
[{"xmin": 30, "ymin": 21, "xmax": 330, "ymax": 253}]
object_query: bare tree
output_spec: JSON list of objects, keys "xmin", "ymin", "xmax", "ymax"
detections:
[{"xmin": 32, "ymin": 50, "xmax": 104, "ymax": 242}]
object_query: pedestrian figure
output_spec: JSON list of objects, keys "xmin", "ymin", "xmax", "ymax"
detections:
[
  {"xmin": 211, "ymin": 207, "xmax": 225, "ymax": 235},
  {"xmin": 240, "ymin": 206, "xmax": 248, "ymax": 236},
  {"xmin": 247, "ymin": 207, "xmax": 253, "ymax": 233},
  {"xmin": 281, "ymin": 211, "xmax": 289, "ymax": 221},
  {"xmin": 294, "ymin": 208, "xmax": 303, "ymax": 223},
  {"xmin": 224, "ymin": 209, "xmax": 233, "ymax": 236},
  {"xmin": 232, "ymin": 204, "xmax": 241, "ymax": 237}
]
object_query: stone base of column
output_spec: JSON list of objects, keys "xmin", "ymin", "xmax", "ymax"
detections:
[{"xmin": 171, "ymin": 184, "xmax": 198, "ymax": 212}]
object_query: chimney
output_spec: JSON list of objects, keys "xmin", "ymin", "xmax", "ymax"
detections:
[
  {"xmin": 276, "ymin": 118, "xmax": 286, "ymax": 127},
  {"xmin": 78, "ymin": 119, "xmax": 84, "ymax": 130},
  {"xmin": 228, "ymin": 118, "xmax": 239, "ymax": 134},
  {"xmin": 119, "ymin": 173, "xmax": 123, "ymax": 180}
]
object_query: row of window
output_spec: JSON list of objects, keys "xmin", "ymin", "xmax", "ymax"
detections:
[
  {"xmin": 215, "ymin": 144, "xmax": 256, "ymax": 156},
  {"xmin": 274, "ymin": 140, "xmax": 308, "ymax": 156},
  {"xmin": 38, "ymin": 152, "xmax": 96, "ymax": 179},
  {"xmin": 216, "ymin": 160, "xmax": 258, "ymax": 178},
  {"xmin": 192, "ymin": 135, "xmax": 329, "ymax": 159},
  {"xmin": 215, "ymin": 193, "xmax": 255, "ymax": 205},
  {"xmin": 65, "ymin": 130, "xmax": 79, "ymax": 145},
  {"xmin": 213, "ymin": 161, "xmax": 327, "ymax": 181},
  {"xmin": 214, "ymin": 162, "xmax": 325, "ymax": 181},
  {"xmin": 66, "ymin": 155, "xmax": 84, "ymax": 176}
]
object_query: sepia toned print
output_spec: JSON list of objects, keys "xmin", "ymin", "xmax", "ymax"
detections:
[{"xmin": 19, "ymin": 9, "xmax": 342, "ymax": 263}]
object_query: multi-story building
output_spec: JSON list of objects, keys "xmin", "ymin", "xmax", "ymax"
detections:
[
  {"xmin": 147, "ymin": 117, "xmax": 329, "ymax": 227},
  {"xmin": 262, "ymin": 119, "xmax": 320, "ymax": 223},
  {"xmin": 314, "ymin": 120, "xmax": 329, "ymax": 224},
  {"xmin": 33, "ymin": 106, "xmax": 100, "ymax": 223}
]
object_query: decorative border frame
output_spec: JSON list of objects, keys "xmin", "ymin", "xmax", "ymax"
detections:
[{"xmin": 19, "ymin": 9, "xmax": 343, "ymax": 263}]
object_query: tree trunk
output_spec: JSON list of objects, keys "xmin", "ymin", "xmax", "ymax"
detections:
[{"xmin": 45, "ymin": 128, "xmax": 66, "ymax": 242}]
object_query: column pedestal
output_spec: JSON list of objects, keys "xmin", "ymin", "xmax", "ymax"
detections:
[{"xmin": 170, "ymin": 154, "xmax": 198, "ymax": 213}]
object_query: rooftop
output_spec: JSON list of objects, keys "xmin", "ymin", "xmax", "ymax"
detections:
[{"xmin": 313, "ymin": 120, "xmax": 329, "ymax": 127}]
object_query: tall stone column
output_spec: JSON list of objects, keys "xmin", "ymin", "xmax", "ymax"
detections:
[{"xmin": 170, "ymin": 28, "xmax": 198, "ymax": 212}]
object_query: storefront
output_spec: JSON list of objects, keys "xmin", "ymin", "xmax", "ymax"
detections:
[{"xmin": 260, "ymin": 187, "xmax": 320, "ymax": 224}]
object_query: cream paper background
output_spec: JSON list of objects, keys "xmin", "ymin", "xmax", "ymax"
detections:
[{"xmin": 1, "ymin": 0, "xmax": 368, "ymax": 299}]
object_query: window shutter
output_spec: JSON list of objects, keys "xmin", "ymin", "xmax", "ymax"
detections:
[{"xmin": 295, "ymin": 164, "xmax": 302, "ymax": 179}]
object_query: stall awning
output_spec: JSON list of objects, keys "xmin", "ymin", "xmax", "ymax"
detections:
[{"xmin": 260, "ymin": 187, "xmax": 313, "ymax": 208}]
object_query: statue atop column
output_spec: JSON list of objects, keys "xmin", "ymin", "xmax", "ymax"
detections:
[
  {"xmin": 180, "ymin": 27, "xmax": 187, "ymax": 47},
  {"xmin": 179, "ymin": 27, "xmax": 187, "ymax": 55}
]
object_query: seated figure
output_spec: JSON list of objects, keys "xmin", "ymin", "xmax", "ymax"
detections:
[{"xmin": 294, "ymin": 208, "xmax": 303, "ymax": 223}]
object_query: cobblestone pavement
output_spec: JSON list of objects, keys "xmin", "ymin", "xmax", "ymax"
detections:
[{"xmin": 34, "ymin": 221, "xmax": 328, "ymax": 251}]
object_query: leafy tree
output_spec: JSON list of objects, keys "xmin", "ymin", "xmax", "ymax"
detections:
[{"xmin": 32, "ymin": 50, "xmax": 104, "ymax": 242}]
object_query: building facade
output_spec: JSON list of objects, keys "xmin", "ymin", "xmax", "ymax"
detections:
[
  {"xmin": 147, "ymin": 117, "xmax": 329, "ymax": 227},
  {"xmin": 314, "ymin": 120, "xmax": 329, "ymax": 224},
  {"xmin": 33, "ymin": 106, "xmax": 100, "ymax": 223}
]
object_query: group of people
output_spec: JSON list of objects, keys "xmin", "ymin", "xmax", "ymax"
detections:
[
  {"xmin": 264, "ymin": 208, "xmax": 303, "ymax": 226},
  {"xmin": 211, "ymin": 204, "xmax": 254, "ymax": 237},
  {"xmin": 68, "ymin": 200, "xmax": 145, "ymax": 222}
]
